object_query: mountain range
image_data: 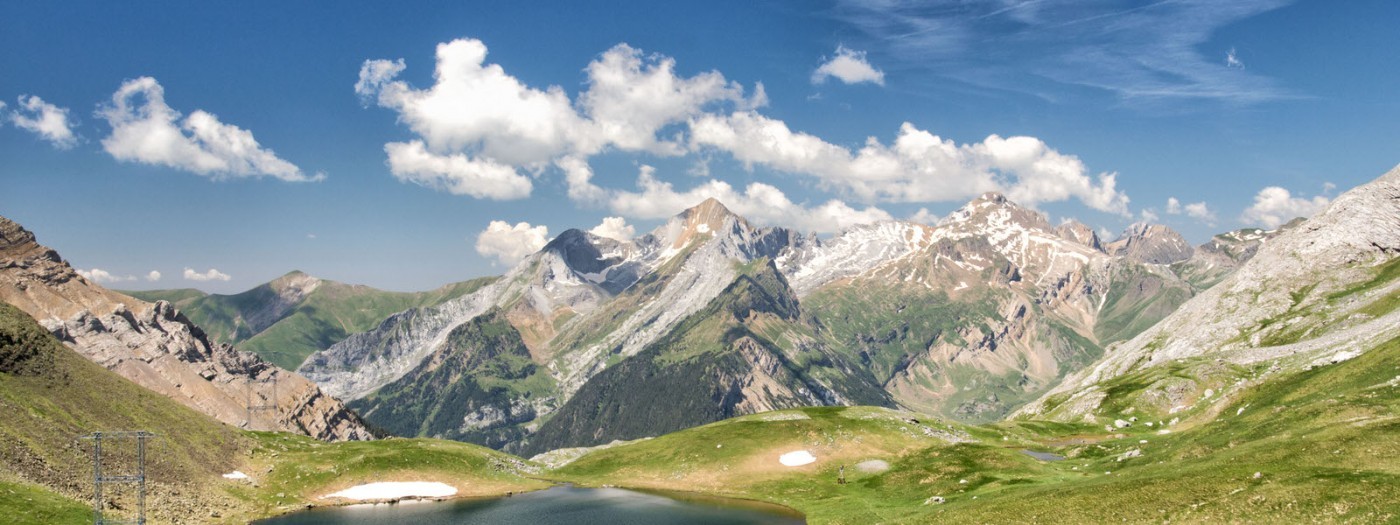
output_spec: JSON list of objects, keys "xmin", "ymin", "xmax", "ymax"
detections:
[{"xmin": 279, "ymin": 192, "xmax": 1287, "ymax": 454}]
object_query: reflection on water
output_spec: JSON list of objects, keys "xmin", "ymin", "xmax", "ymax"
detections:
[
  {"xmin": 1021, "ymin": 449, "xmax": 1066, "ymax": 461},
  {"xmin": 257, "ymin": 485, "xmax": 805, "ymax": 525}
]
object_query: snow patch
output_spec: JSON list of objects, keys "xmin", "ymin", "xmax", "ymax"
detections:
[
  {"xmin": 779, "ymin": 450, "xmax": 816, "ymax": 466},
  {"xmin": 221, "ymin": 471, "xmax": 249, "ymax": 480},
  {"xmin": 323, "ymin": 482, "xmax": 458, "ymax": 501}
]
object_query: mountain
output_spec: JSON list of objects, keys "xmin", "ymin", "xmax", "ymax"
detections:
[
  {"xmin": 0, "ymin": 215, "xmax": 372, "ymax": 441},
  {"xmin": 0, "ymin": 300, "xmax": 252, "ymax": 521},
  {"xmin": 1018, "ymin": 163, "xmax": 1400, "ymax": 424},
  {"xmin": 125, "ymin": 272, "xmax": 492, "ymax": 369},
  {"xmin": 298, "ymin": 194, "xmax": 1267, "ymax": 451}
]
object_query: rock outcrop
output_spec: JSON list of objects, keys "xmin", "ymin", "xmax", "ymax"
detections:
[
  {"xmin": 1018, "ymin": 163, "xmax": 1400, "ymax": 421},
  {"xmin": 0, "ymin": 215, "xmax": 372, "ymax": 441}
]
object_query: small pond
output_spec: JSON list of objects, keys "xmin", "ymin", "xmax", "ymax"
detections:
[{"xmin": 257, "ymin": 485, "xmax": 805, "ymax": 525}]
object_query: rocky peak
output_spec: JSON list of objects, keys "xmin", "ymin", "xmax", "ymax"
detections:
[
  {"xmin": 1055, "ymin": 221, "xmax": 1103, "ymax": 252},
  {"xmin": 268, "ymin": 270, "xmax": 323, "ymax": 300},
  {"xmin": 1106, "ymin": 223, "xmax": 1193, "ymax": 265},
  {"xmin": 0, "ymin": 215, "xmax": 372, "ymax": 441},
  {"xmin": 940, "ymin": 192, "xmax": 1053, "ymax": 233},
  {"xmin": 663, "ymin": 198, "xmax": 750, "ymax": 249}
]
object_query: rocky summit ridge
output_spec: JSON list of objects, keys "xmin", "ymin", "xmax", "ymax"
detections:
[
  {"xmin": 1018, "ymin": 163, "xmax": 1400, "ymax": 421},
  {"xmin": 297, "ymin": 187, "xmax": 1285, "ymax": 451},
  {"xmin": 0, "ymin": 215, "xmax": 372, "ymax": 441}
]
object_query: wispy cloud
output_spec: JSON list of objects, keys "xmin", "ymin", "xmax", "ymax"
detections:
[
  {"xmin": 10, "ymin": 95, "xmax": 78, "ymax": 148},
  {"xmin": 831, "ymin": 0, "xmax": 1295, "ymax": 105}
]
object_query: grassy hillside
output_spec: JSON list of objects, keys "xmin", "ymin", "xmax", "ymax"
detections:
[
  {"xmin": 0, "ymin": 300, "xmax": 548, "ymax": 524},
  {"xmin": 127, "ymin": 274, "xmax": 495, "ymax": 369},
  {"xmin": 548, "ymin": 333, "xmax": 1400, "ymax": 523},
  {"xmin": 0, "ymin": 300, "xmax": 251, "ymax": 523}
]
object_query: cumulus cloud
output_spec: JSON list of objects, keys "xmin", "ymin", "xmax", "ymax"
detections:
[
  {"xmin": 98, "ymin": 77, "xmax": 322, "ymax": 182},
  {"xmin": 384, "ymin": 140, "xmax": 532, "ymax": 199},
  {"xmin": 689, "ymin": 114, "xmax": 1130, "ymax": 214},
  {"xmin": 183, "ymin": 267, "xmax": 232, "ymax": 282},
  {"xmin": 1241, "ymin": 186, "xmax": 1330, "ymax": 228},
  {"xmin": 145, "ymin": 270, "xmax": 162, "ymax": 282},
  {"xmin": 602, "ymin": 166, "xmax": 892, "ymax": 233},
  {"xmin": 356, "ymin": 38, "xmax": 763, "ymax": 200},
  {"xmin": 10, "ymin": 95, "xmax": 78, "ymax": 148},
  {"xmin": 77, "ymin": 268, "xmax": 135, "ymax": 284},
  {"xmin": 1140, "ymin": 208, "xmax": 1160, "ymax": 223},
  {"xmin": 475, "ymin": 220, "xmax": 550, "ymax": 266},
  {"xmin": 589, "ymin": 217, "xmax": 636, "ymax": 241},
  {"xmin": 908, "ymin": 208, "xmax": 941, "ymax": 225},
  {"xmin": 1166, "ymin": 197, "xmax": 1182, "ymax": 214},
  {"xmin": 360, "ymin": 37, "xmax": 1129, "ymax": 216},
  {"xmin": 812, "ymin": 46, "xmax": 886, "ymax": 86},
  {"xmin": 1166, "ymin": 196, "xmax": 1216, "ymax": 223}
]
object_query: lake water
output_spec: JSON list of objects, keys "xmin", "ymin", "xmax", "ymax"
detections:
[{"xmin": 257, "ymin": 485, "xmax": 805, "ymax": 525}]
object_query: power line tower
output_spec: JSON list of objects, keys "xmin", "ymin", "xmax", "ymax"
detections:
[
  {"xmin": 79, "ymin": 431, "xmax": 156, "ymax": 525},
  {"xmin": 244, "ymin": 374, "xmax": 278, "ymax": 430}
]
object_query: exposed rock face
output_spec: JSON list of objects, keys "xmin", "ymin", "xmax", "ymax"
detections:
[
  {"xmin": 1055, "ymin": 220, "xmax": 1103, "ymax": 252},
  {"xmin": 299, "ymin": 192, "xmax": 1270, "ymax": 448},
  {"xmin": 1018, "ymin": 164, "xmax": 1400, "ymax": 421},
  {"xmin": 1106, "ymin": 223, "xmax": 1194, "ymax": 265},
  {"xmin": 0, "ymin": 215, "xmax": 372, "ymax": 441}
]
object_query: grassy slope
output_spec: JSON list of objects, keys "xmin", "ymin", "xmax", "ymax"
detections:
[
  {"xmin": 0, "ymin": 301, "xmax": 545, "ymax": 524},
  {"xmin": 0, "ymin": 301, "xmax": 250, "ymax": 523},
  {"xmin": 126, "ymin": 275, "xmax": 494, "ymax": 369},
  {"xmin": 550, "ymin": 333, "xmax": 1399, "ymax": 524}
]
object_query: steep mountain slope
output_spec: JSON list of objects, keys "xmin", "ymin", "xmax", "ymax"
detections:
[
  {"xmin": 784, "ymin": 194, "xmax": 1210, "ymax": 421},
  {"xmin": 522, "ymin": 259, "xmax": 891, "ymax": 454},
  {"xmin": 125, "ymin": 272, "xmax": 491, "ymax": 369},
  {"xmin": 1020, "ymin": 163, "xmax": 1400, "ymax": 423},
  {"xmin": 0, "ymin": 301, "xmax": 252, "ymax": 522},
  {"xmin": 0, "ymin": 215, "xmax": 371, "ymax": 441},
  {"xmin": 303, "ymin": 193, "xmax": 1269, "ymax": 449}
]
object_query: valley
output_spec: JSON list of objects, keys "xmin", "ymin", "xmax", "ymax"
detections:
[{"xmin": 1, "ymin": 164, "xmax": 1395, "ymax": 523}]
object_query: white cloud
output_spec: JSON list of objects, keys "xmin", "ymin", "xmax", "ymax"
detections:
[
  {"xmin": 1241, "ymin": 186, "xmax": 1330, "ymax": 228},
  {"xmin": 1165, "ymin": 197, "xmax": 1182, "ymax": 214},
  {"xmin": 908, "ymin": 208, "xmax": 941, "ymax": 225},
  {"xmin": 98, "ymin": 77, "xmax": 322, "ymax": 182},
  {"xmin": 360, "ymin": 38, "xmax": 1128, "ymax": 217},
  {"xmin": 690, "ymin": 114, "xmax": 1130, "ymax": 214},
  {"xmin": 589, "ymin": 217, "xmax": 635, "ymax": 241},
  {"xmin": 384, "ymin": 140, "xmax": 532, "ymax": 200},
  {"xmin": 812, "ymin": 45, "xmax": 886, "ymax": 86},
  {"xmin": 145, "ymin": 270, "xmax": 162, "ymax": 282},
  {"xmin": 603, "ymin": 166, "xmax": 892, "ymax": 233},
  {"xmin": 77, "ymin": 268, "xmax": 135, "ymax": 284},
  {"xmin": 475, "ymin": 221, "xmax": 550, "ymax": 266},
  {"xmin": 1226, "ymin": 48, "xmax": 1245, "ymax": 69},
  {"xmin": 1183, "ymin": 201, "xmax": 1216, "ymax": 223},
  {"xmin": 10, "ymin": 95, "xmax": 77, "ymax": 148},
  {"xmin": 1165, "ymin": 196, "xmax": 1215, "ymax": 223},
  {"xmin": 356, "ymin": 38, "xmax": 761, "ymax": 200},
  {"xmin": 1140, "ymin": 208, "xmax": 1160, "ymax": 222},
  {"xmin": 183, "ymin": 267, "xmax": 232, "ymax": 282},
  {"xmin": 579, "ymin": 44, "xmax": 758, "ymax": 155}
]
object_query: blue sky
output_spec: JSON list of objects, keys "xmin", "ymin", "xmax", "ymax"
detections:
[{"xmin": 2, "ymin": 1, "xmax": 1397, "ymax": 293}]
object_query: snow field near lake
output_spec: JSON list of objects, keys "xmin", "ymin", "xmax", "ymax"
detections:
[
  {"xmin": 322, "ymin": 481, "xmax": 459, "ymax": 501},
  {"xmin": 779, "ymin": 450, "xmax": 816, "ymax": 466}
]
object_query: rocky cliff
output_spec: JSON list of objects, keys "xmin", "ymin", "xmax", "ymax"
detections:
[
  {"xmin": 1018, "ymin": 163, "xmax": 1400, "ymax": 422},
  {"xmin": 0, "ymin": 215, "xmax": 372, "ymax": 441}
]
